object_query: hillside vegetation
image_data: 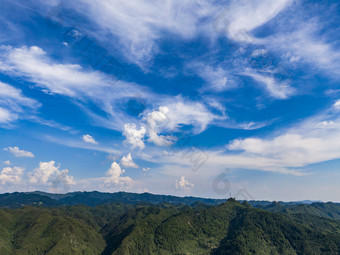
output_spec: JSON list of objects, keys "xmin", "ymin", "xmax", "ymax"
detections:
[{"xmin": 0, "ymin": 196, "xmax": 340, "ymax": 254}]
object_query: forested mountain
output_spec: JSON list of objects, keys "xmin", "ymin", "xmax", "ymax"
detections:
[
  {"xmin": 0, "ymin": 194, "xmax": 340, "ymax": 254},
  {"xmin": 0, "ymin": 191, "xmax": 226, "ymax": 208},
  {"xmin": 255, "ymin": 201, "xmax": 340, "ymax": 220}
]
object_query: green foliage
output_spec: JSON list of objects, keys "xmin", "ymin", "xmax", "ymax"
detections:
[
  {"xmin": 0, "ymin": 206, "xmax": 105, "ymax": 254},
  {"xmin": 0, "ymin": 196, "xmax": 340, "ymax": 254}
]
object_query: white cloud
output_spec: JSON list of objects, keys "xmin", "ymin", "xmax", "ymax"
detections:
[
  {"xmin": 217, "ymin": 105, "xmax": 340, "ymax": 173},
  {"xmin": 333, "ymin": 100, "xmax": 340, "ymax": 110},
  {"xmin": 3, "ymin": 160, "xmax": 10, "ymax": 165},
  {"xmin": 120, "ymin": 153, "xmax": 138, "ymax": 168},
  {"xmin": 0, "ymin": 46, "xmax": 222, "ymax": 135},
  {"xmin": 142, "ymin": 101, "xmax": 340, "ymax": 176},
  {"xmin": 0, "ymin": 81, "xmax": 39, "ymax": 125},
  {"xmin": 82, "ymin": 134, "xmax": 98, "ymax": 144},
  {"xmin": 145, "ymin": 106, "xmax": 173, "ymax": 146},
  {"xmin": 142, "ymin": 167, "xmax": 150, "ymax": 172},
  {"xmin": 175, "ymin": 176, "xmax": 194, "ymax": 190},
  {"xmin": 142, "ymin": 101, "xmax": 221, "ymax": 147},
  {"xmin": 190, "ymin": 63, "xmax": 235, "ymax": 92},
  {"xmin": 4, "ymin": 146, "xmax": 34, "ymax": 158},
  {"xmin": 0, "ymin": 166, "xmax": 24, "ymax": 184},
  {"xmin": 0, "ymin": 45, "xmax": 146, "ymax": 130},
  {"xmin": 160, "ymin": 98, "xmax": 221, "ymax": 134},
  {"xmin": 44, "ymin": 135, "xmax": 120, "ymax": 155},
  {"xmin": 0, "ymin": 81, "xmax": 38, "ymax": 109},
  {"xmin": 29, "ymin": 116, "xmax": 73, "ymax": 132},
  {"xmin": 244, "ymin": 71, "xmax": 295, "ymax": 99},
  {"xmin": 123, "ymin": 100, "xmax": 222, "ymax": 149},
  {"xmin": 251, "ymin": 49, "xmax": 268, "ymax": 57},
  {"xmin": 0, "ymin": 46, "xmax": 109, "ymax": 97},
  {"xmin": 0, "ymin": 107, "xmax": 16, "ymax": 124},
  {"xmin": 68, "ymin": 0, "xmax": 220, "ymax": 65},
  {"xmin": 64, "ymin": 0, "xmax": 291, "ymax": 65},
  {"xmin": 104, "ymin": 161, "xmax": 132, "ymax": 186},
  {"xmin": 263, "ymin": 24, "xmax": 340, "ymax": 78},
  {"xmin": 123, "ymin": 123, "xmax": 146, "ymax": 149},
  {"xmin": 222, "ymin": 0, "xmax": 292, "ymax": 42},
  {"xmin": 28, "ymin": 161, "xmax": 75, "ymax": 187}
]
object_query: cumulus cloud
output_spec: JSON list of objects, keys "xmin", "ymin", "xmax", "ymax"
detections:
[
  {"xmin": 82, "ymin": 134, "xmax": 98, "ymax": 144},
  {"xmin": 163, "ymin": 99, "xmax": 220, "ymax": 133},
  {"xmin": 175, "ymin": 176, "xmax": 194, "ymax": 190},
  {"xmin": 142, "ymin": 167, "xmax": 150, "ymax": 172},
  {"xmin": 123, "ymin": 100, "xmax": 222, "ymax": 149},
  {"xmin": 123, "ymin": 123, "xmax": 146, "ymax": 149},
  {"xmin": 104, "ymin": 161, "xmax": 132, "ymax": 186},
  {"xmin": 28, "ymin": 161, "xmax": 75, "ymax": 188},
  {"xmin": 3, "ymin": 160, "xmax": 10, "ymax": 165},
  {"xmin": 4, "ymin": 146, "xmax": 34, "ymax": 158},
  {"xmin": 120, "ymin": 153, "xmax": 138, "ymax": 168},
  {"xmin": 0, "ymin": 166, "xmax": 24, "ymax": 184},
  {"xmin": 145, "ymin": 106, "xmax": 173, "ymax": 146}
]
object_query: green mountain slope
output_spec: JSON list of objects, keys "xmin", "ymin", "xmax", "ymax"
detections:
[
  {"xmin": 0, "ymin": 206, "xmax": 105, "ymax": 255},
  {"xmin": 1, "ymin": 197, "xmax": 340, "ymax": 254},
  {"xmin": 102, "ymin": 199, "xmax": 340, "ymax": 255}
]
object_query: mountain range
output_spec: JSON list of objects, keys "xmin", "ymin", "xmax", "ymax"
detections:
[{"xmin": 0, "ymin": 191, "xmax": 340, "ymax": 254}]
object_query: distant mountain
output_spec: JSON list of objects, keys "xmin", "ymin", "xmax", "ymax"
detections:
[
  {"xmin": 0, "ymin": 192, "xmax": 60, "ymax": 208},
  {"xmin": 1, "ymin": 191, "xmax": 339, "ymax": 217},
  {"xmin": 0, "ymin": 191, "xmax": 227, "ymax": 208},
  {"xmin": 256, "ymin": 201, "xmax": 340, "ymax": 220}
]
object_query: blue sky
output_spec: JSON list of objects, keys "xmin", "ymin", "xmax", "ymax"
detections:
[{"xmin": 1, "ymin": 0, "xmax": 340, "ymax": 201}]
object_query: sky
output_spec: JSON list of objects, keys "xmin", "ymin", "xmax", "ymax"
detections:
[{"xmin": 1, "ymin": 0, "xmax": 340, "ymax": 201}]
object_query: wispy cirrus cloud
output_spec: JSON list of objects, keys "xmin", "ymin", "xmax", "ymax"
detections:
[
  {"xmin": 0, "ymin": 45, "xmax": 146, "ymax": 130},
  {"xmin": 188, "ymin": 62, "xmax": 236, "ymax": 92},
  {"xmin": 0, "ymin": 81, "xmax": 40, "ymax": 125},
  {"xmin": 221, "ymin": 0, "xmax": 292, "ymax": 42},
  {"xmin": 262, "ymin": 23, "xmax": 340, "ymax": 79},
  {"xmin": 243, "ymin": 70, "xmax": 295, "ymax": 99},
  {"xmin": 221, "ymin": 100, "xmax": 340, "ymax": 174},
  {"xmin": 63, "ymin": 0, "xmax": 221, "ymax": 66},
  {"xmin": 0, "ymin": 45, "xmax": 225, "ymax": 136},
  {"xmin": 43, "ymin": 135, "xmax": 119, "ymax": 155}
]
